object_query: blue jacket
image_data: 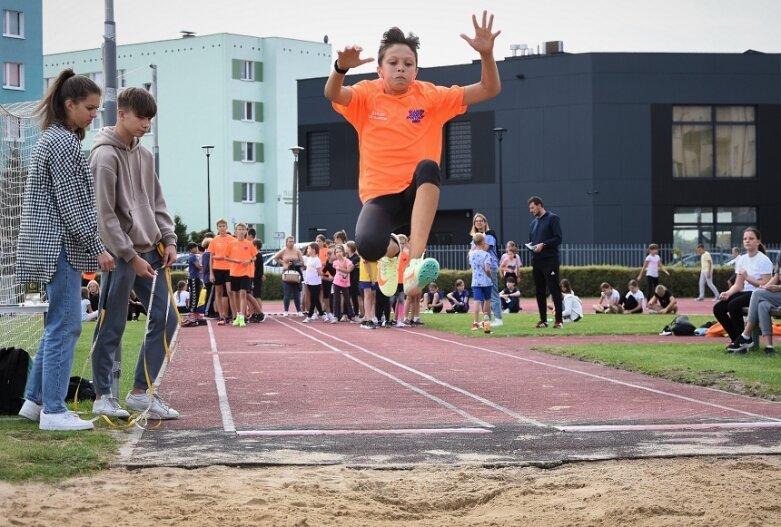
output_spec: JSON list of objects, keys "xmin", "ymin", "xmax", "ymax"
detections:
[{"xmin": 528, "ymin": 211, "xmax": 562, "ymax": 262}]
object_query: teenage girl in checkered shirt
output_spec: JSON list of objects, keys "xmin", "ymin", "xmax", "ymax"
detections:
[{"xmin": 16, "ymin": 69, "xmax": 115, "ymax": 432}]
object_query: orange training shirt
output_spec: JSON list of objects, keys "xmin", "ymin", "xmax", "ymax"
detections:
[
  {"xmin": 209, "ymin": 234, "xmax": 236, "ymax": 271},
  {"xmin": 227, "ymin": 239, "xmax": 255, "ymax": 278},
  {"xmin": 332, "ymin": 79, "xmax": 466, "ymax": 203}
]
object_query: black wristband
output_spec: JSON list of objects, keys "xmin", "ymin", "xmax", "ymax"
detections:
[{"xmin": 334, "ymin": 59, "xmax": 349, "ymax": 74}]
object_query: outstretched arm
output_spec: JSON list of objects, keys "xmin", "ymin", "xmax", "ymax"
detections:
[
  {"xmin": 324, "ymin": 46, "xmax": 374, "ymax": 106},
  {"xmin": 461, "ymin": 11, "xmax": 502, "ymax": 106}
]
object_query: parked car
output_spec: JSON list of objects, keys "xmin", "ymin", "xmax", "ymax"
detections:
[
  {"xmin": 171, "ymin": 253, "xmax": 190, "ymax": 271},
  {"xmin": 670, "ymin": 252, "xmax": 732, "ymax": 268}
]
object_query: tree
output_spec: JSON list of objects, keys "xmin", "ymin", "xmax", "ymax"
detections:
[{"xmin": 174, "ymin": 214, "xmax": 189, "ymax": 251}]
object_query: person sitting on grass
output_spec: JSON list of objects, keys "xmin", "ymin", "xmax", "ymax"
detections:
[
  {"xmin": 500, "ymin": 275, "xmax": 521, "ymax": 313},
  {"xmin": 593, "ymin": 282, "xmax": 622, "ymax": 314},
  {"xmin": 622, "ymin": 279, "xmax": 645, "ymax": 314},
  {"xmin": 420, "ymin": 282, "xmax": 444, "ymax": 313},
  {"xmin": 560, "ymin": 279, "xmax": 583, "ymax": 322},
  {"xmin": 446, "ymin": 279, "xmax": 470, "ymax": 313},
  {"xmin": 647, "ymin": 284, "xmax": 678, "ymax": 314}
]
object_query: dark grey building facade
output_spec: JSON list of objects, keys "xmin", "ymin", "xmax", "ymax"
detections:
[{"xmin": 296, "ymin": 51, "xmax": 781, "ymax": 250}]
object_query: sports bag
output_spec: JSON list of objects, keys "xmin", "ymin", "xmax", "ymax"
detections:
[{"xmin": 0, "ymin": 347, "xmax": 31, "ymax": 415}]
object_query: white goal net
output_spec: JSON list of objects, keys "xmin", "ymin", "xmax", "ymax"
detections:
[{"xmin": 0, "ymin": 101, "xmax": 46, "ymax": 355}]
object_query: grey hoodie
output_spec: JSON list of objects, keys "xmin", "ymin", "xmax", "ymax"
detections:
[{"xmin": 90, "ymin": 127, "xmax": 176, "ymax": 262}]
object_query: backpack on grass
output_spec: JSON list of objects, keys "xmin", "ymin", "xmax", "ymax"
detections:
[
  {"xmin": 664, "ymin": 315, "xmax": 696, "ymax": 336},
  {"xmin": 0, "ymin": 347, "xmax": 31, "ymax": 415}
]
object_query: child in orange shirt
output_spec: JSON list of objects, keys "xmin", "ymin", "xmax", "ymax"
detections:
[
  {"xmin": 226, "ymin": 223, "xmax": 255, "ymax": 327},
  {"xmin": 209, "ymin": 218, "xmax": 236, "ymax": 325},
  {"xmin": 324, "ymin": 11, "xmax": 501, "ymax": 299}
]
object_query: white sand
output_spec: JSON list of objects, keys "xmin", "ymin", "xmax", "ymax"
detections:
[{"xmin": 2, "ymin": 456, "xmax": 781, "ymax": 526}]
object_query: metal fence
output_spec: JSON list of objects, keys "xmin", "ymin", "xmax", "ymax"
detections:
[{"xmin": 259, "ymin": 243, "xmax": 781, "ymax": 270}]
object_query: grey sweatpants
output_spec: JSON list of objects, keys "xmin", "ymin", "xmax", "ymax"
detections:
[
  {"xmin": 92, "ymin": 249, "xmax": 179, "ymax": 396},
  {"xmin": 746, "ymin": 288, "xmax": 781, "ymax": 337}
]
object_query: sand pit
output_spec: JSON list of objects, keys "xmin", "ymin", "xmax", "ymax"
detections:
[{"xmin": 2, "ymin": 456, "xmax": 780, "ymax": 526}]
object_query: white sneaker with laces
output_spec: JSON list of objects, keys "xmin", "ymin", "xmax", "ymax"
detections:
[
  {"xmin": 492, "ymin": 318, "xmax": 504, "ymax": 327},
  {"xmin": 125, "ymin": 391, "xmax": 180, "ymax": 419},
  {"xmin": 39, "ymin": 410, "xmax": 94, "ymax": 431},
  {"xmin": 19, "ymin": 399, "xmax": 42, "ymax": 422},
  {"xmin": 93, "ymin": 396, "xmax": 130, "ymax": 418}
]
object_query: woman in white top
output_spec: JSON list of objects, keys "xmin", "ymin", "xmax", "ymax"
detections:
[
  {"xmin": 80, "ymin": 287, "xmax": 98, "ymax": 322},
  {"xmin": 714, "ymin": 227, "xmax": 773, "ymax": 350}
]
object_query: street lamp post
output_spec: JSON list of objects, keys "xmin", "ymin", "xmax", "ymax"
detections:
[
  {"xmin": 492, "ymin": 127, "xmax": 508, "ymax": 243},
  {"xmin": 201, "ymin": 145, "xmax": 214, "ymax": 230},
  {"xmin": 289, "ymin": 146, "xmax": 304, "ymax": 239}
]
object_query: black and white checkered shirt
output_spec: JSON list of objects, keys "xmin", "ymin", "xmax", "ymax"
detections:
[{"xmin": 16, "ymin": 123, "xmax": 105, "ymax": 284}]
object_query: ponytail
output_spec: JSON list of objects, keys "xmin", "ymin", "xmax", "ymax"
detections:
[{"xmin": 36, "ymin": 68, "xmax": 101, "ymax": 140}]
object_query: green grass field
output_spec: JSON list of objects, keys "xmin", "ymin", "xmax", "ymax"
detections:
[{"xmin": 2, "ymin": 311, "xmax": 780, "ymax": 482}]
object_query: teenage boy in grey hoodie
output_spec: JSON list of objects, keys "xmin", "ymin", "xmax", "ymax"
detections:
[{"xmin": 89, "ymin": 87, "xmax": 180, "ymax": 420}]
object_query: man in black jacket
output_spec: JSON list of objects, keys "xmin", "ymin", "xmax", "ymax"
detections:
[{"xmin": 527, "ymin": 196, "xmax": 563, "ymax": 328}]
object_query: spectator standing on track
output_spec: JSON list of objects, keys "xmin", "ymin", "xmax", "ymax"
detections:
[
  {"xmin": 302, "ymin": 242, "xmax": 326, "ymax": 323},
  {"xmin": 225, "ymin": 223, "xmax": 255, "ymax": 327},
  {"xmin": 273, "ymin": 236, "xmax": 305, "ymax": 317},
  {"xmin": 527, "ymin": 196, "xmax": 563, "ymax": 328},
  {"xmin": 89, "ymin": 87, "xmax": 180, "ymax": 420},
  {"xmin": 331, "ymin": 244, "xmax": 356, "ymax": 322},
  {"xmin": 325, "ymin": 11, "xmax": 502, "ymax": 300},
  {"xmin": 209, "ymin": 219, "xmax": 236, "ymax": 325},
  {"xmin": 186, "ymin": 242, "xmax": 202, "ymax": 313},
  {"xmin": 695, "ymin": 244, "xmax": 721, "ymax": 301}
]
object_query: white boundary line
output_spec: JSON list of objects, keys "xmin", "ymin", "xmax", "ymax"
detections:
[
  {"xmin": 207, "ymin": 320, "xmax": 236, "ymax": 433},
  {"xmin": 560, "ymin": 421, "xmax": 781, "ymax": 432},
  {"xmin": 279, "ymin": 318, "xmax": 549, "ymax": 429},
  {"xmin": 274, "ymin": 318, "xmax": 494, "ymax": 429},
  {"xmin": 237, "ymin": 427, "xmax": 491, "ymax": 437},
  {"xmin": 401, "ymin": 329, "xmax": 781, "ymax": 425}
]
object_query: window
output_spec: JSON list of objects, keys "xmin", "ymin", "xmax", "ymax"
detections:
[
  {"xmin": 241, "ymin": 183, "xmax": 256, "ymax": 203},
  {"xmin": 242, "ymin": 142, "xmax": 254, "ymax": 162},
  {"xmin": 444, "ymin": 121, "xmax": 472, "ymax": 180},
  {"xmin": 243, "ymin": 101, "xmax": 253, "ymax": 121},
  {"xmin": 3, "ymin": 10, "xmax": 24, "ymax": 38},
  {"xmin": 241, "ymin": 60, "xmax": 254, "ymax": 81},
  {"xmin": 117, "ymin": 69, "xmax": 127, "ymax": 88},
  {"xmin": 673, "ymin": 206, "xmax": 756, "ymax": 252},
  {"xmin": 672, "ymin": 105, "xmax": 756, "ymax": 179},
  {"xmin": 306, "ymin": 132, "xmax": 330, "ymax": 187},
  {"xmin": 43, "ymin": 77, "xmax": 53, "ymax": 93},
  {"xmin": 3, "ymin": 62, "xmax": 23, "ymax": 89},
  {"xmin": 88, "ymin": 71, "xmax": 104, "ymax": 88}
]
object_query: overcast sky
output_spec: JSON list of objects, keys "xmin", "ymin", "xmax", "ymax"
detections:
[{"xmin": 43, "ymin": 0, "xmax": 781, "ymax": 72}]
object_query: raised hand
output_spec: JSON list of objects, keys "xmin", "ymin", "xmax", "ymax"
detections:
[
  {"xmin": 460, "ymin": 10, "xmax": 501, "ymax": 55},
  {"xmin": 336, "ymin": 45, "xmax": 375, "ymax": 70}
]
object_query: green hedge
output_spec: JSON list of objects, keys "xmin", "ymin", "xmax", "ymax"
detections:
[{"xmin": 171, "ymin": 266, "xmax": 734, "ymax": 300}]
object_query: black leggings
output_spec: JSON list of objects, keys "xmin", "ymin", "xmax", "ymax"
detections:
[
  {"xmin": 306, "ymin": 284, "xmax": 324, "ymax": 318},
  {"xmin": 354, "ymin": 159, "xmax": 440, "ymax": 262},
  {"xmin": 713, "ymin": 291, "xmax": 752, "ymax": 343}
]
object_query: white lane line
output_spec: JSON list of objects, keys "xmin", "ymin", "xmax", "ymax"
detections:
[
  {"xmin": 207, "ymin": 320, "xmax": 236, "ymax": 433},
  {"xmin": 272, "ymin": 318, "xmax": 493, "ymax": 429},
  {"xmin": 560, "ymin": 421, "xmax": 781, "ymax": 432},
  {"xmin": 282, "ymin": 319, "xmax": 549, "ymax": 428},
  {"xmin": 237, "ymin": 427, "xmax": 491, "ymax": 437},
  {"xmin": 403, "ymin": 330, "xmax": 781, "ymax": 423}
]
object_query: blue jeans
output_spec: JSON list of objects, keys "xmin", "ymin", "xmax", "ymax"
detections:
[
  {"xmin": 491, "ymin": 273, "xmax": 502, "ymax": 321},
  {"xmin": 25, "ymin": 251, "xmax": 82, "ymax": 414}
]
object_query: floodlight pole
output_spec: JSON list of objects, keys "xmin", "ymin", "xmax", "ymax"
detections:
[
  {"xmin": 289, "ymin": 146, "xmax": 304, "ymax": 239},
  {"xmin": 201, "ymin": 145, "xmax": 214, "ymax": 229},
  {"xmin": 493, "ymin": 127, "xmax": 508, "ymax": 243}
]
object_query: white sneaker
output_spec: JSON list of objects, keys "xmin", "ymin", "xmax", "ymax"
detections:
[
  {"xmin": 39, "ymin": 410, "xmax": 94, "ymax": 431},
  {"xmin": 93, "ymin": 396, "xmax": 130, "ymax": 418},
  {"xmin": 125, "ymin": 391, "xmax": 180, "ymax": 420},
  {"xmin": 302, "ymin": 317, "xmax": 311, "ymax": 324},
  {"xmin": 492, "ymin": 318, "xmax": 504, "ymax": 327},
  {"xmin": 19, "ymin": 400, "xmax": 42, "ymax": 422}
]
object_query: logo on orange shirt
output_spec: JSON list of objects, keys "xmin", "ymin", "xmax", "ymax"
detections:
[
  {"xmin": 369, "ymin": 110, "xmax": 387, "ymax": 121},
  {"xmin": 406, "ymin": 109, "xmax": 425, "ymax": 123}
]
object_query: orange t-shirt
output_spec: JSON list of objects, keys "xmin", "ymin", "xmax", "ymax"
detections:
[
  {"xmin": 227, "ymin": 239, "xmax": 255, "ymax": 278},
  {"xmin": 332, "ymin": 79, "xmax": 466, "ymax": 203},
  {"xmin": 209, "ymin": 234, "xmax": 236, "ymax": 271}
]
